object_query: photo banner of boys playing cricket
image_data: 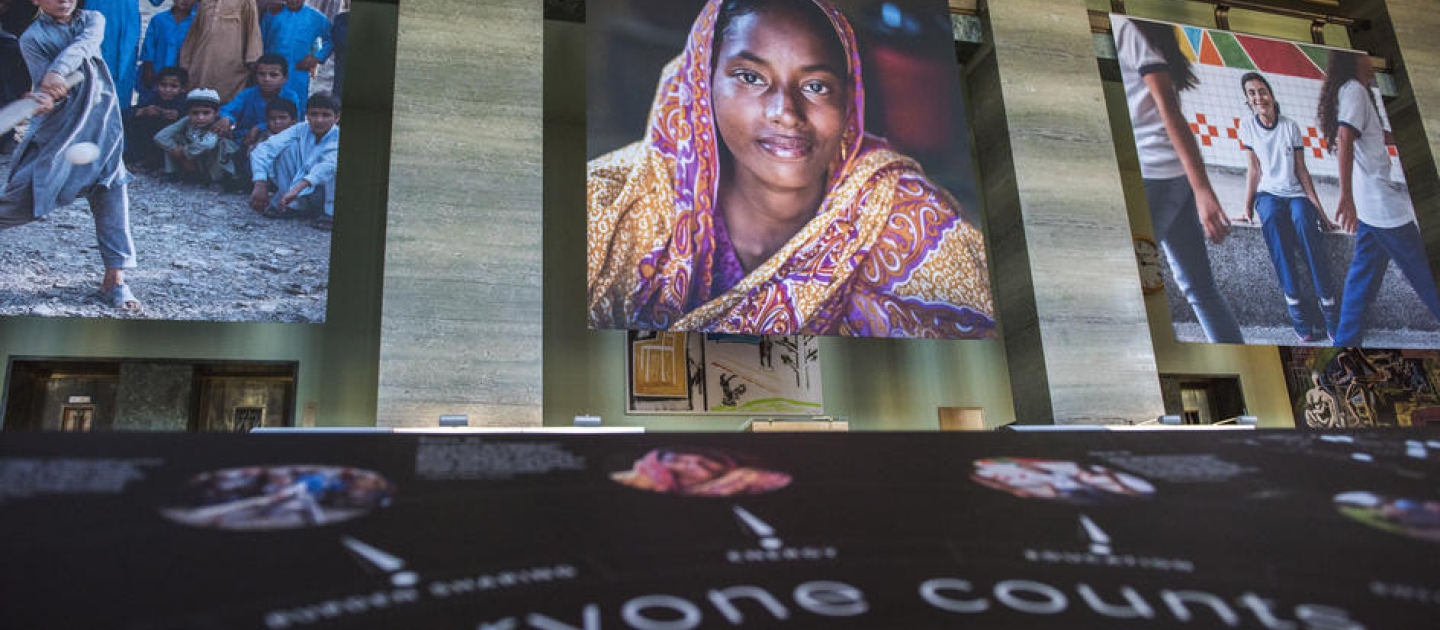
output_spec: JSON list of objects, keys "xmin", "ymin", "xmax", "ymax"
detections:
[
  {"xmin": 1113, "ymin": 14, "xmax": 1440, "ymax": 349},
  {"xmin": 0, "ymin": 0, "xmax": 351, "ymax": 322}
]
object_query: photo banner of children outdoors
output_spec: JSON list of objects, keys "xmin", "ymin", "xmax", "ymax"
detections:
[
  {"xmin": 1112, "ymin": 14, "xmax": 1440, "ymax": 349},
  {"xmin": 0, "ymin": 0, "xmax": 350, "ymax": 322},
  {"xmin": 586, "ymin": 0, "xmax": 996, "ymax": 339}
]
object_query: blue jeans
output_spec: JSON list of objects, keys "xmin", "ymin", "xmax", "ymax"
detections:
[
  {"xmin": 1146, "ymin": 176, "xmax": 1243, "ymax": 343},
  {"xmin": 1334, "ymin": 220, "xmax": 1440, "ymax": 346},
  {"xmin": 1256, "ymin": 193, "xmax": 1337, "ymax": 338}
]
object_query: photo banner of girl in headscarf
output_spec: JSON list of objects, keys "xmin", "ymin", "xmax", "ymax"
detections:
[
  {"xmin": 587, "ymin": 0, "xmax": 995, "ymax": 339},
  {"xmin": 1111, "ymin": 14, "xmax": 1440, "ymax": 349}
]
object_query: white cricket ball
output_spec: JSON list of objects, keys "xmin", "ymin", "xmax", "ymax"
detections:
[{"xmin": 65, "ymin": 141, "xmax": 100, "ymax": 165}]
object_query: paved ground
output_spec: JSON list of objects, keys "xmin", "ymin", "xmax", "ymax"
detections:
[{"xmin": 1161, "ymin": 167, "xmax": 1440, "ymax": 348}]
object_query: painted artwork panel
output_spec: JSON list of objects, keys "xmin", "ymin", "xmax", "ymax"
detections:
[
  {"xmin": 628, "ymin": 330, "xmax": 703, "ymax": 412},
  {"xmin": 1279, "ymin": 346, "xmax": 1440, "ymax": 428},
  {"xmin": 1111, "ymin": 15, "xmax": 1440, "ymax": 348},
  {"xmin": 631, "ymin": 331, "xmax": 691, "ymax": 398},
  {"xmin": 703, "ymin": 334, "xmax": 822, "ymax": 414},
  {"xmin": 626, "ymin": 332, "xmax": 822, "ymax": 415},
  {"xmin": 586, "ymin": 0, "xmax": 995, "ymax": 339}
]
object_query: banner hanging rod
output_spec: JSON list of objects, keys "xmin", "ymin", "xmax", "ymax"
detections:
[{"xmin": 1178, "ymin": 0, "xmax": 1355, "ymax": 27}]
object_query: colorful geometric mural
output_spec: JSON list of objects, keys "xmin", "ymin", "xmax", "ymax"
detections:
[{"xmin": 1174, "ymin": 24, "xmax": 1327, "ymax": 78}]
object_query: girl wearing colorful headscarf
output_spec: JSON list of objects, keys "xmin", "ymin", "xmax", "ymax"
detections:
[{"xmin": 587, "ymin": 0, "xmax": 994, "ymax": 338}]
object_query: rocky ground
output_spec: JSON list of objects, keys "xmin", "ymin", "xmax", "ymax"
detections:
[
  {"xmin": 0, "ymin": 3, "xmax": 340, "ymax": 323},
  {"xmin": 0, "ymin": 161, "xmax": 331, "ymax": 322}
]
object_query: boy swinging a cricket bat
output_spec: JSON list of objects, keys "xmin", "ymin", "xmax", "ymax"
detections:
[{"xmin": 0, "ymin": 0, "xmax": 138, "ymax": 310}]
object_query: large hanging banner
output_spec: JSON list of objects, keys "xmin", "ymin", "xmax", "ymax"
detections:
[
  {"xmin": 628, "ymin": 331, "xmax": 823, "ymax": 414},
  {"xmin": 1111, "ymin": 15, "xmax": 1440, "ymax": 348},
  {"xmin": 0, "ymin": 0, "xmax": 351, "ymax": 322},
  {"xmin": 2, "ymin": 430, "xmax": 1438, "ymax": 628},
  {"xmin": 587, "ymin": 0, "xmax": 995, "ymax": 339}
]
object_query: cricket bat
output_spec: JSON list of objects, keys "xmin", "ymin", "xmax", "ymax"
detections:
[{"xmin": 0, "ymin": 70, "xmax": 84, "ymax": 137}]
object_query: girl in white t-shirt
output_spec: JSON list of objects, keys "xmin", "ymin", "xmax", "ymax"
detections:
[
  {"xmin": 1318, "ymin": 51, "xmax": 1440, "ymax": 346},
  {"xmin": 1236, "ymin": 72, "xmax": 1338, "ymax": 342},
  {"xmin": 1113, "ymin": 16, "xmax": 1242, "ymax": 343}
]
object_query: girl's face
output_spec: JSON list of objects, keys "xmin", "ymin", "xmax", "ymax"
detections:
[
  {"xmin": 1244, "ymin": 79, "xmax": 1275, "ymax": 118},
  {"xmin": 1356, "ymin": 54, "xmax": 1375, "ymax": 85},
  {"xmin": 711, "ymin": 5, "xmax": 849, "ymax": 195}
]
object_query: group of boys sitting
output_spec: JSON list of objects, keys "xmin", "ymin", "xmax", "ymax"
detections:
[{"xmin": 122, "ymin": 53, "xmax": 339, "ymax": 230}]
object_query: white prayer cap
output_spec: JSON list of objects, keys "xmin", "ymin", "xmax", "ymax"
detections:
[{"xmin": 185, "ymin": 88, "xmax": 222, "ymax": 108}]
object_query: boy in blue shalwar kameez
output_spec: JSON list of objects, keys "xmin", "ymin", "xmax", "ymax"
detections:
[
  {"xmin": 136, "ymin": 0, "xmax": 196, "ymax": 104},
  {"xmin": 82, "ymin": 0, "xmax": 164, "ymax": 115},
  {"xmin": 261, "ymin": 0, "xmax": 330, "ymax": 110},
  {"xmin": 0, "ymin": 0, "xmax": 137, "ymax": 309},
  {"xmin": 211, "ymin": 53, "xmax": 299, "ymax": 145},
  {"xmin": 250, "ymin": 91, "xmax": 338, "ymax": 229}
]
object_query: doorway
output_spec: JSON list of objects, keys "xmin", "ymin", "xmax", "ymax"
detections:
[
  {"xmin": 3, "ymin": 358, "xmax": 296, "ymax": 432},
  {"xmin": 1158, "ymin": 374, "xmax": 1247, "ymax": 425}
]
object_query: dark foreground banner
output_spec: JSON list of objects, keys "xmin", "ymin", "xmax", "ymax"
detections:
[{"xmin": 1, "ymin": 430, "xmax": 1438, "ymax": 628}]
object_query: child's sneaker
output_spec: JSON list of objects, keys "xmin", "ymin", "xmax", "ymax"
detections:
[
  {"xmin": 1320, "ymin": 298, "xmax": 1340, "ymax": 340},
  {"xmin": 1287, "ymin": 302, "xmax": 1318, "ymax": 342}
]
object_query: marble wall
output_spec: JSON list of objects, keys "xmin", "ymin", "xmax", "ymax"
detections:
[
  {"xmin": 112, "ymin": 363, "xmax": 192, "ymax": 431},
  {"xmin": 1358, "ymin": 0, "xmax": 1440, "ymax": 265},
  {"xmin": 979, "ymin": 0, "xmax": 1165, "ymax": 423},
  {"xmin": 377, "ymin": 0, "xmax": 545, "ymax": 427}
]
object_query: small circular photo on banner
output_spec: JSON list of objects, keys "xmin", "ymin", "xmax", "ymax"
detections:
[
  {"xmin": 611, "ymin": 447, "xmax": 791, "ymax": 497},
  {"xmin": 972, "ymin": 457, "xmax": 1155, "ymax": 505},
  {"xmin": 160, "ymin": 465, "xmax": 394, "ymax": 530},
  {"xmin": 1335, "ymin": 491, "xmax": 1440, "ymax": 543}
]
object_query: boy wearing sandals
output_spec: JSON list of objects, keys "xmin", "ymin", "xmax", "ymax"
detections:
[
  {"xmin": 249, "ymin": 91, "xmax": 337, "ymax": 229},
  {"xmin": 0, "ymin": 0, "xmax": 138, "ymax": 309}
]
